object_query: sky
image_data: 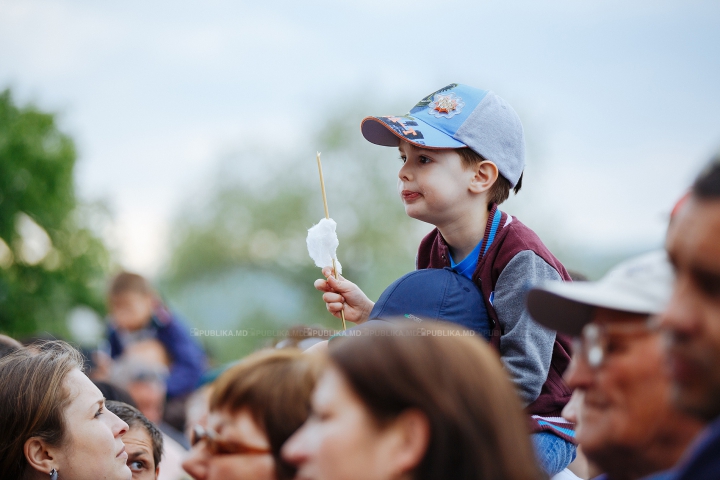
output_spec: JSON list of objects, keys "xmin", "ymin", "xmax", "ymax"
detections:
[{"xmin": 1, "ymin": 0, "xmax": 719, "ymax": 275}]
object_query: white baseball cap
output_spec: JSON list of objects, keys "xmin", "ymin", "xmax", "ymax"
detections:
[{"xmin": 526, "ymin": 250, "xmax": 674, "ymax": 336}]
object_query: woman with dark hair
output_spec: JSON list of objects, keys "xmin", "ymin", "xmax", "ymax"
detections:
[
  {"xmin": 182, "ymin": 348, "xmax": 321, "ymax": 480},
  {"xmin": 283, "ymin": 322, "xmax": 544, "ymax": 480},
  {"xmin": 0, "ymin": 340, "xmax": 131, "ymax": 480}
]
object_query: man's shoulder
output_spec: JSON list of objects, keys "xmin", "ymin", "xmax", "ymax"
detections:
[{"xmin": 672, "ymin": 417, "xmax": 720, "ymax": 480}]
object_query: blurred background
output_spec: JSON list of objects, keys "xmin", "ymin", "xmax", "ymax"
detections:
[{"xmin": 1, "ymin": 0, "xmax": 719, "ymax": 362}]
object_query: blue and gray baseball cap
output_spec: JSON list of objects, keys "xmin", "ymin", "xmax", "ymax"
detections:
[
  {"xmin": 367, "ymin": 267, "xmax": 491, "ymax": 338},
  {"xmin": 361, "ymin": 83, "xmax": 525, "ymax": 187}
]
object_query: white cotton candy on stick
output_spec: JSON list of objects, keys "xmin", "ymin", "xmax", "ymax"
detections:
[
  {"xmin": 312, "ymin": 152, "xmax": 347, "ymax": 330},
  {"xmin": 306, "ymin": 218, "xmax": 342, "ymax": 274}
]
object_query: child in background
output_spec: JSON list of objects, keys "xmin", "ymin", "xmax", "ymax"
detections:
[
  {"xmin": 106, "ymin": 272, "xmax": 206, "ymax": 430},
  {"xmin": 315, "ymin": 84, "xmax": 575, "ymax": 475}
]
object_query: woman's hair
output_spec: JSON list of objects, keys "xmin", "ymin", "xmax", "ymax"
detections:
[
  {"xmin": 0, "ymin": 334, "xmax": 23, "ymax": 360},
  {"xmin": 329, "ymin": 322, "xmax": 543, "ymax": 480},
  {"xmin": 209, "ymin": 349, "xmax": 321, "ymax": 480},
  {"xmin": 106, "ymin": 401, "xmax": 163, "ymax": 468},
  {"xmin": 0, "ymin": 340, "xmax": 84, "ymax": 479}
]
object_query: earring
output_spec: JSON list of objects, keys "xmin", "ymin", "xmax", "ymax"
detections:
[{"xmin": 50, "ymin": 468, "xmax": 58, "ymax": 480}]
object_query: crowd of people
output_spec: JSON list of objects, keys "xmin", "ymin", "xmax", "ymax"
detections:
[{"xmin": 1, "ymin": 83, "xmax": 719, "ymax": 480}]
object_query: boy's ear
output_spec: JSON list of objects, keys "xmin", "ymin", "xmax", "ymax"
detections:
[
  {"xmin": 24, "ymin": 436, "xmax": 59, "ymax": 475},
  {"xmin": 468, "ymin": 161, "xmax": 499, "ymax": 194}
]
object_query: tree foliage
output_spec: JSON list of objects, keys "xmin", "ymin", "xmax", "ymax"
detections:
[{"xmin": 0, "ymin": 89, "xmax": 111, "ymax": 338}]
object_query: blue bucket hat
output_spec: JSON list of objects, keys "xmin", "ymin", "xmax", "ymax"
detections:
[
  {"xmin": 366, "ymin": 267, "xmax": 491, "ymax": 339},
  {"xmin": 361, "ymin": 83, "xmax": 525, "ymax": 187}
]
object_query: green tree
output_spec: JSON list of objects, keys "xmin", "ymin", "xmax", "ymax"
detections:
[
  {"xmin": 0, "ymin": 89, "xmax": 111, "ymax": 338},
  {"xmin": 161, "ymin": 104, "xmax": 428, "ymax": 362}
]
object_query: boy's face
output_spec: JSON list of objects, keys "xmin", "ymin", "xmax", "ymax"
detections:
[
  {"xmin": 110, "ymin": 291, "xmax": 154, "ymax": 331},
  {"xmin": 397, "ymin": 142, "xmax": 477, "ymax": 226}
]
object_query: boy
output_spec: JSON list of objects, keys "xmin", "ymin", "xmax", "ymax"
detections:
[
  {"xmin": 106, "ymin": 272, "xmax": 206, "ymax": 429},
  {"xmin": 315, "ymin": 84, "xmax": 575, "ymax": 474}
]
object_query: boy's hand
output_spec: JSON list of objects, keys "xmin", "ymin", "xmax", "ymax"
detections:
[{"xmin": 314, "ymin": 267, "xmax": 374, "ymax": 324}]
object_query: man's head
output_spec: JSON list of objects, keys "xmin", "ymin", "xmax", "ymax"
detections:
[
  {"xmin": 527, "ymin": 252, "xmax": 704, "ymax": 478},
  {"xmin": 362, "ymin": 84, "xmax": 524, "ymax": 214},
  {"xmin": 563, "ymin": 308, "xmax": 689, "ymax": 465},
  {"xmin": 106, "ymin": 400, "xmax": 163, "ymax": 480},
  {"xmin": 661, "ymin": 154, "xmax": 720, "ymax": 422},
  {"xmin": 365, "ymin": 267, "xmax": 490, "ymax": 339},
  {"xmin": 108, "ymin": 272, "xmax": 155, "ymax": 332},
  {"xmin": 112, "ymin": 356, "xmax": 168, "ymax": 424}
]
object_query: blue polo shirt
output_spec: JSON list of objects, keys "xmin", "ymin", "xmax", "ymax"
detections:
[
  {"xmin": 449, "ymin": 239, "xmax": 483, "ymax": 279},
  {"xmin": 448, "ymin": 208, "xmax": 503, "ymax": 280}
]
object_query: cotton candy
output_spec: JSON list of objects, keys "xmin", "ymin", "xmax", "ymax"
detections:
[{"xmin": 307, "ymin": 218, "xmax": 342, "ymax": 274}]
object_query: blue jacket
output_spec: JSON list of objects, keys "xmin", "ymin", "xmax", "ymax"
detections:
[
  {"xmin": 668, "ymin": 416, "xmax": 720, "ymax": 480},
  {"xmin": 108, "ymin": 307, "xmax": 206, "ymax": 398}
]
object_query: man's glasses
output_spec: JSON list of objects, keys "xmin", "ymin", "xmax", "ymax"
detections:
[
  {"xmin": 190, "ymin": 424, "xmax": 272, "ymax": 456},
  {"xmin": 573, "ymin": 317, "xmax": 658, "ymax": 369}
]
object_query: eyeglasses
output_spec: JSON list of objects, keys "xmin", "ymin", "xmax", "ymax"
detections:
[
  {"xmin": 573, "ymin": 317, "xmax": 658, "ymax": 369},
  {"xmin": 190, "ymin": 424, "xmax": 272, "ymax": 456}
]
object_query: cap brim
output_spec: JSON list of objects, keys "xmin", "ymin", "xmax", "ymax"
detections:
[
  {"xmin": 527, "ymin": 280, "xmax": 662, "ymax": 336},
  {"xmin": 361, "ymin": 115, "xmax": 466, "ymax": 149},
  {"xmin": 526, "ymin": 287, "xmax": 595, "ymax": 337}
]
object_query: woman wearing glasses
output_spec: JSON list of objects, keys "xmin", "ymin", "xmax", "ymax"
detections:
[{"xmin": 182, "ymin": 349, "xmax": 320, "ymax": 480}]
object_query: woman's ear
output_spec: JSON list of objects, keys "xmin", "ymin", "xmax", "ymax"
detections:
[
  {"xmin": 387, "ymin": 409, "xmax": 430, "ymax": 475},
  {"xmin": 469, "ymin": 161, "xmax": 499, "ymax": 194},
  {"xmin": 24, "ymin": 437, "xmax": 59, "ymax": 475}
]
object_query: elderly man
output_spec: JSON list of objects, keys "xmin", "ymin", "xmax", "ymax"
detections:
[
  {"xmin": 526, "ymin": 251, "xmax": 704, "ymax": 480},
  {"xmin": 660, "ymin": 156, "xmax": 720, "ymax": 479}
]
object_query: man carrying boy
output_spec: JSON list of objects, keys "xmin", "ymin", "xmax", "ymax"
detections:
[
  {"xmin": 315, "ymin": 84, "xmax": 574, "ymax": 474},
  {"xmin": 107, "ymin": 272, "xmax": 206, "ymax": 430}
]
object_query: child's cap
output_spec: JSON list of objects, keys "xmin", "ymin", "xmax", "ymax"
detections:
[
  {"xmin": 367, "ymin": 267, "xmax": 491, "ymax": 338},
  {"xmin": 361, "ymin": 83, "xmax": 525, "ymax": 187}
]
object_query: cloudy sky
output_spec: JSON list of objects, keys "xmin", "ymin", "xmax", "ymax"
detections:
[{"xmin": 2, "ymin": 0, "xmax": 719, "ymax": 275}]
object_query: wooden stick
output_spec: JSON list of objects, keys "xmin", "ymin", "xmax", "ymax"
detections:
[
  {"xmin": 317, "ymin": 152, "xmax": 330, "ymax": 220},
  {"xmin": 316, "ymin": 152, "xmax": 347, "ymax": 331}
]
